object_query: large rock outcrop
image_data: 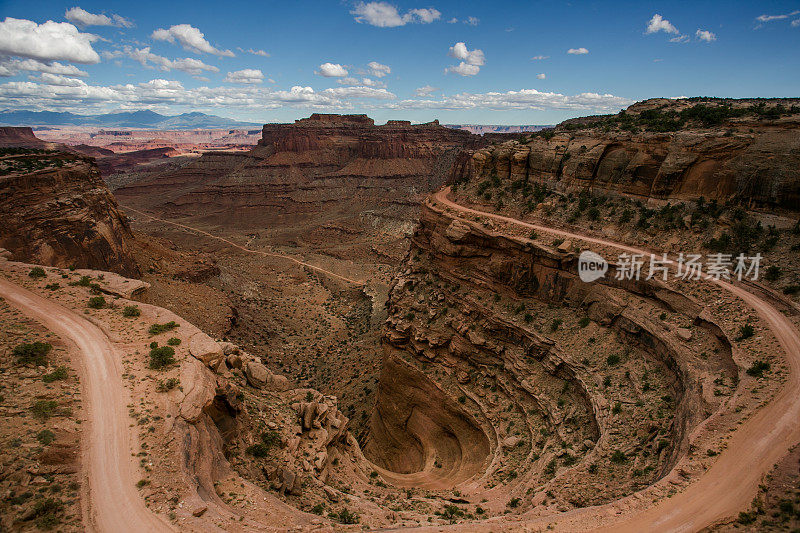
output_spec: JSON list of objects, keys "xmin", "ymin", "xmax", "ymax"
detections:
[
  {"xmin": 453, "ymin": 98, "xmax": 800, "ymax": 212},
  {"xmin": 0, "ymin": 150, "xmax": 139, "ymax": 276},
  {"xmin": 115, "ymin": 114, "xmax": 485, "ymax": 225}
]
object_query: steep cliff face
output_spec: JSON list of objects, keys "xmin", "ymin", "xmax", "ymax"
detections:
[
  {"xmin": 0, "ymin": 127, "xmax": 53, "ymax": 148},
  {"xmin": 365, "ymin": 195, "xmax": 736, "ymax": 506},
  {"xmin": 116, "ymin": 114, "xmax": 485, "ymax": 225},
  {"xmin": 455, "ymin": 99, "xmax": 800, "ymax": 212},
  {"xmin": 0, "ymin": 150, "xmax": 139, "ymax": 276}
]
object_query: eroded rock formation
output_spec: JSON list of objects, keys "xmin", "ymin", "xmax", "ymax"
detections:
[
  {"xmin": 115, "ymin": 114, "xmax": 485, "ymax": 225},
  {"xmin": 454, "ymin": 99, "xmax": 800, "ymax": 211},
  {"xmin": 0, "ymin": 150, "xmax": 139, "ymax": 276},
  {"xmin": 365, "ymin": 195, "xmax": 736, "ymax": 507}
]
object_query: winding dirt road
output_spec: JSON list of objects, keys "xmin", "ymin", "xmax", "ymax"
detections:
[
  {"xmin": 432, "ymin": 187, "xmax": 800, "ymax": 532},
  {"xmin": 123, "ymin": 205, "xmax": 363, "ymax": 286},
  {"xmin": 0, "ymin": 277, "xmax": 173, "ymax": 533}
]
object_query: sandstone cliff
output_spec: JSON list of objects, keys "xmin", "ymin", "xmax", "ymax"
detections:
[
  {"xmin": 0, "ymin": 150, "xmax": 139, "ymax": 276},
  {"xmin": 115, "ymin": 114, "xmax": 485, "ymax": 225},
  {"xmin": 454, "ymin": 98, "xmax": 800, "ymax": 212},
  {"xmin": 0, "ymin": 127, "xmax": 53, "ymax": 149}
]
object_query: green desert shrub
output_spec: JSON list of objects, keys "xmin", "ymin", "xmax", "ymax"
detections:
[
  {"xmin": 156, "ymin": 378, "xmax": 180, "ymax": 392},
  {"xmin": 246, "ymin": 430, "xmax": 281, "ymax": 457},
  {"xmin": 87, "ymin": 296, "xmax": 106, "ymax": 309},
  {"xmin": 746, "ymin": 360, "xmax": 771, "ymax": 378},
  {"xmin": 42, "ymin": 366, "xmax": 68, "ymax": 383},
  {"xmin": 122, "ymin": 305, "xmax": 141, "ymax": 317},
  {"xmin": 31, "ymin": 497, "xmax": 64, "ymax": 529},
  {"xmin": 610, "ymin": 450, "xmax": 627, "ymax": 463},
  {"xmin": 148, "ymin": 345, "xmax": 175, "ymax": 370},
  {"xmin": 737, "ymin": 322, "xmax": 755, "ymax": 340},
  {"xmin": 166, "ymin": 337, "xmax": 181, "ymax": 346},
  {"xmin": 14, "ymin": 342, "xmax": 52, "ymax": 366},
  {"xmin": 36, "ymin": 429, "xmax": 56, "ymax": 445},
  {"xmin": 148, "ymin": 321, "xmax": 179, "ymax": 336},
  {"xmin": 334, "ymin": 507, "xmax": 359, "ymax": 524},
  {"xmin": 28, "ymin": 267, "xmax": 46, "ymax": 279},
  {"xmin": 31, "ymin": 400, "xmax": 59, "ymax": 420}
]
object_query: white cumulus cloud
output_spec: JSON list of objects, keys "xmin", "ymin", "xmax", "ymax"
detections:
[
  {"xmin": 645, "ymin": 14, "xmax": 679, "ymax": 34},
  {"xmin": 531, "ymin": 55, "xmax": 549, "ymax": 61},
  {"xmin": 64, "ymin": 7, "xmax": 133, "ymax": 28},
  {"xmin": 351, "ymin": 2, "xmax": 441, "ymax": 27},
  {"xmin": 696, "ymin": 29, "xmax": 716, "ymax": 42},
  {"xmin": 360, "ymin": 77, "xmax": 386, "ymax": 88},
  {"xmin": 415, "ymin": 85, "xmax": 438, "ymax": 96},
  {"xmin": 224, "ymin": 68, "xmax": 264, "ymax": 84},
  {"xmin": 536, "ymin": 73, "xmax": 546, "ymax": 79},
  {"xmin": 446, "ymin": 63, "xmax": 480, "ymax": 76},
  {"xmin": 151, "ymin": 24, "xmax": 234, "ymax": 57},
  {"xmin": 31, "ymin": 72, "xmax": 88, "ymax": 86},
  {"xmin": 367, "ymin": 61, "xmax": 391, "ymax": 78},
  {"xmin": 567, "ymin": 47, "xmax": 589, "ymax": 55},
  {"xmin": 237, "ymin": 47, "xmax": 269, "ymax": 57},
  {"xmin": 317, "ymin": 62, "xmax": 348, "ymax": 77},
  {"xmin": 446, "ymin": 42, "xmax": 484, "ymax": 76},
  {"xmin": 127, "ymin": 47, "xmax": 219, "ymax": 75},
  {"xmin": 0, "ymin": 58, "xmax": 88, "ymax": 77},
  {"xmin": 0, "ymin": 77, "xmax": 632, "ymax": 117},
  {"xmin": 0, "ymin": 17, "xmax": 100, "ymax": 64}
]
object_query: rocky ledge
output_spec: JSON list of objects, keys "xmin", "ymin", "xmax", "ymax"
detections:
[
  {"xmin": 0, "ymin": 149, "xmax": 139, "ymax": 277},
  {"xmin": 453, "ymin": 98, "xmax": 800, "ymax": 212}
]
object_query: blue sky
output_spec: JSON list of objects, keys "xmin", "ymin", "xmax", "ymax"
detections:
[{"xmin": 0, "ymin": 0, "xmax": 798, "ymax": 124}]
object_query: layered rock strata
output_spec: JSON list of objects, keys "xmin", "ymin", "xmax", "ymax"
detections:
[{"xmin": 0, "ymin": 150, "xmax": 139, "ymax": 276}]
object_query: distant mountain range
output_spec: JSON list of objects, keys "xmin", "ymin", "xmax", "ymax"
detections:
[
  {"xmin": 0, "ymin": 110, "xmax": 262, "ymax": 130},
  {"xmin": 445, "ymin": 124, "xmax": 552, "ymax": 135}
]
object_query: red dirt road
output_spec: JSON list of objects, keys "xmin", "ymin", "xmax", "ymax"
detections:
[{"xmin": 0, "ymin": 277, "xmax": 173, "ymax": 533}]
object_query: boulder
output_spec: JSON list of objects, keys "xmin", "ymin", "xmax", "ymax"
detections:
[
  {"xmin": 267, "ymin": 373, "xmax": 291, "ymax": 391},
  {"xmin": 244, "ymin": 361, "xmax": 269, "ymax": 388},
  {"xmin": 218, "ymin": 341, "xmax": 238, "ymax": 355},
  {"xmin": 189, "ymin": 332, "xmax": 224, "ymax": 367},
  {"xmin": 445, "ymin": 219, "xmax": 472, "ymax": 242}
]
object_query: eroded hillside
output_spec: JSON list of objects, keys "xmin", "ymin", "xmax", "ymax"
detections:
[{"xmin": 0, "ymin": 142, "xmax": 139, "ymax": 277}]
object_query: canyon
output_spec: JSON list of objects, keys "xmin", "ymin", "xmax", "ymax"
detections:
[{"xmin": 1, "ymin": 99, "xmax": 800, "ymax": 531}]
